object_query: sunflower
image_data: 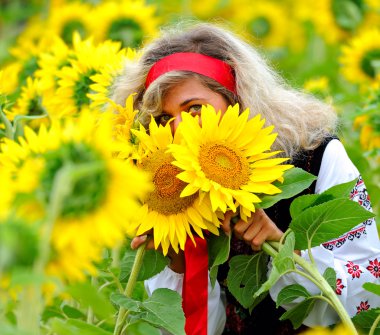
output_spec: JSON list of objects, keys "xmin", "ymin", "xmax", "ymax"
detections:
[
  {"xmin": 88, "ymin": 48, "xmax": 137, "ymax": 109},
  {"xmin": 354, "ymin": 113, "xmax": 380, "ymax": 151},
  {"xmin": 130, "ymin": 118, "xmax": 221, "ymax": 255},
  {"xmin": 168, "ymin": 104, "xmax": 293, "ymax": 220},
  {"xmin": 230, "ymin": 0, "xmax": 289, "ymax": 48},
  {"xmin": 340, "ymin": 28, "xmax": 380, "ymax": 84},
  {"xmin": 89, "ymin": 0, "xmax": 160, "ymax": 48},
  {"xmin": 0, "ymin": 62, "xmax": 22, "ymax": 96},
  {"xmin": 45, "ymin": 1, "xmax": 93, "ymax": 45},
  {"xmin": 53, "ymin": 33, "xmax": 125, "ymax": 117},
  {"xmin": 0, "ymin": 111, "xmax": 151, "ymax": 281}
]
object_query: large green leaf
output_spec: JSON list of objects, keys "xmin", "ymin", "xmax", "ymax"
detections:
[
  {"xmin": 227, "ymin": 252, "xmax": 268, "ymax": 309},
  {"xmin": 290, "ymin": 198, "xmax": 374, "ymax": 250},
  {"xmin": 363, "ymin": 282, "xmax": 380, "ymax": 296},
  {"xmin": 253, "ymin": 232, "xmax": 296, "ymax": 299},
  {"xmin": 323, "ymin": 268, "xmax": 336, "ymax": 291},
  {"xmin": 66, "ymin": 282, "xmax": 115, "ymax": 321},
  {"xmin": 51, "ymin": 319, "xmax": 112, "ymax": 335},
  {"xmin": 290, "ymin": 179, "xmax": 357, "ymax": 219},
  {"xmin": 279, "ymin": 298, "xmax": 315, "ymax": 329},
  {"xmin": 352, "ymin": 308, "xmax": 380, "ymax": 335},
  {"xmin": 120, "ymin": 249, "xmax": 168, "ymax": 282},
  {"xmin": 112, "ymin": 289, "xmax": 185, "ymax": 335},
  {"xmin": 125, "ymin": 321, "xmax": 161, "ymax": 335},
  {"xmin": 258, "ymin": 168, "xmax": 316, "ymax": 209},
  {"xmin": 208, "ymin": 232, "xmax": 230, "ymax": 287},
  {"xmin": 276, "ymin": 284, "xmax": 311, "ymax": 308}
]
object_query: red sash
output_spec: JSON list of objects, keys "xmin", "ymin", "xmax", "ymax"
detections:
[{"xmin": 183, "ymin": 236, "xmax": 208, "ymax": 335}]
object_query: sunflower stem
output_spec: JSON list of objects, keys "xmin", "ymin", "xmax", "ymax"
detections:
[
  {"xmin": 0, "ymin": 108, "xmax": 14, "ymax": 140},
  {"xmin": 264, "ymin": 241, "xmax": 357, "ymax": 334},
  {"xmin": 113, "ymin": 241, "xmax": 147, "ymax": 335}
]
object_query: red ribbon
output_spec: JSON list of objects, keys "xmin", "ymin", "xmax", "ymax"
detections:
[{"xmin": 183, "ymin": 236, "xmax": 208, "ymax": 335}]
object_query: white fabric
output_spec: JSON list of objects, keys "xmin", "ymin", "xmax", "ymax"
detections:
[{"xmin": 145, "ymin": 139, "xmax": 380, "ymax": 332}]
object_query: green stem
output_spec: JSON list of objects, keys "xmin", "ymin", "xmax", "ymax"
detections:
[
  {"xmin": 113, "ymin": 242, "xmax": 147, "ymax": 335},
  {"xmin": 0, "ymin": 108, "xmax": 14, "ymax": 139},
  {"xmin": 264, "ymin": 241, "xmax": 358, "ymax": 335},
  {"xmin": 369, "ymin": 313, "xmax": 380, "ymax": 335}
]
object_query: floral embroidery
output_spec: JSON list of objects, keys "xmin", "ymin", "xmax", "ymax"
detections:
[
  {"xmin": 323, "ymin": 176, "xmax": 374, "ymax": 251},
  {"xmin": 356, "ymin": 300, "xmax": 370, "ymax": 314},
  {"xmin": 346, "ymin": 261, "xmax": 363, "ymax": 279},
  {"xmin": 367, "ymin": 258, "xmax": 380, "ymax": 278},
  {"xmin": 335, "ymin": 278, "xmax": 345, "ymax": 295}
]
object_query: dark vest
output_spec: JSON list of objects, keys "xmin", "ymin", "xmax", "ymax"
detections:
[{"xmin": 218, "ymin": 137, "xmax": 336, "ymax": 335}]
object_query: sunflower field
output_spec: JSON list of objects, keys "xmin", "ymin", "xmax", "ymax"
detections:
[{"xmin": 1, "ymin": 1, "xmax": 380, "ymax": 335}]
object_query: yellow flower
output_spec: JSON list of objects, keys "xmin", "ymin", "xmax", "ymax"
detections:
[
  {"xmin": 0, "ymin": 62, "xmax": 22, "ymax": 95},
  {"xmin": 303, "ymin": 77, "xmax": 329, "ymax": 93},
  {"xmin": 340, "ymin": 28, "xmax": 380, "ymax": 85},
  {"xmin": 301, "ymin": 323, "xmax": 355, "ymax": 335},
  {"xmin": 168, "ymin": 104, "xmax": 293, "ymax": 220},
  {"xmin": 130, "ymin": 118, "xmax": 221, "ymax": 255},
  {"xmin": 0, "ymin": 111, "xmax": 151, "ymax": 281},
  {"xmin": 89, "ymin": 0, "xmax": 160, "ymax": 47}
]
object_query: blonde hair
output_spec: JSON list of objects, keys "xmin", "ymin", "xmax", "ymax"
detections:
[{"xmin": 112, "ymin": 22, "xmax": 337, "ymax": 158}]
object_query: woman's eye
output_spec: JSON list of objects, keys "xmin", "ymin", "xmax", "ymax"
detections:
[
  {"xmin": 188, "ymin": 104, "xmax": 202, "ymax": 115},
  {"xmin": 155, "ymin": 114, "xmax": 171, "ymax": 125}
]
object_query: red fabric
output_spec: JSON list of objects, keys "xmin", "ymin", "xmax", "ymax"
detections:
[
  {"xmin": 183, "ymin": 236, "xmax": 208, "ymax": 335},
  {"xmin": 145, "ymin": 52, "xmax": 236, "ymax": 94}
]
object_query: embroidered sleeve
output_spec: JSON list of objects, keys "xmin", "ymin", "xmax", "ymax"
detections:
[{"xmin": 269, "ymin": 140, "xmax": 380, "ymax": 327}]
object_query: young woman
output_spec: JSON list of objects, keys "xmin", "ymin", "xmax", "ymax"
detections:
[{"xmin": 112, "ymin": 22, "xmax": 380, "ymax": 335}]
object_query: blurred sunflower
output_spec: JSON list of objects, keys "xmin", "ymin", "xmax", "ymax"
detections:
[
  {"xmin": 190, "ymin": 0, "xmax": 232, "ymax": 20},
  {"xmin": 131, "ymin": 118, "xmax": 221, "ymax": 255},
  {"xmin": 0, "ymin": 111, "xmax": 151, "ymax": 281},
  {"xmin": 53, "ymin": 34, "xmax": 125, "ymax": 117},
  {"xmin": 0, "ymin": 62, "xmax": 22, "ymax": 96},
  {"xmin": 340, "ymin": 28, "xmax": 380, "ymax": 84},
  {"xmin": 168, "ymin": 104, "xmax": 293, "ymax": 220},
  {"xmin": 231, "ymin": 0, "xmax": 289, "ymax": 48},
  {"xmin": 88, "ymin": 48, "xmax": 137, "ymax": 109},
  {"xmin": 89, "ymin": 0, "xmax": 160, "ymax": 48},
  {"xmin": 354, "ymin": 113, "xmax": 380, "ymax": 151},
  {"xmin": 6, "ymin": 77, "xmax": 50, "ymax": 129},
  {"xmin": 301, "ymin": 324, "xmax": 355, "ymax": 335},
  {"xmin": 45, "ymin": 1, "xmax": 93, "ymax": 45}
]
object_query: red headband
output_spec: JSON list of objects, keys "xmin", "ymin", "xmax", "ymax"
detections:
[{"xmin": 145, "ymin": 52, "xmax": 236, "ymax": 94}]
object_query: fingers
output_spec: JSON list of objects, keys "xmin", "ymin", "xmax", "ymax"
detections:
[
  {"xmin": 221, "ymin": 210, "xmax": 234, "ymax": 235},
  {"xmin": 130, "ymin": 234, "xmax": 155, "ymax": 250}
]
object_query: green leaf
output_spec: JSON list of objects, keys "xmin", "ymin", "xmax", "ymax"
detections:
[
  {"xmin": 0, "ymin": 323, "xmax": 32, "ymax": 335},
  {"xmin": 352, "ymin": 308, "xmax": 380, "ymax": 335},
  {"xmin": 120, "ymin": 249, "xmax": 168, "ymax": 282},
  {"xmin": 227, "ymin": 252, "xmax": 268, "ymax": 309},
  {"xmin": 253, "ymin": 233, "xmax": 295, "ymax": 299},
  {"xmin": 258, "ymin": 168, "xmax": 316, "ymax": 209},
  {"xmin": 62, "ymin": 305, "xmax": 86, "ymax": 319},
  {"xmin": 208, "ymin": 232, "xmax": 230, "ymax": 287},
  {"xmin": 290, "ymin": 198, "xmax": 374, "ymax": 250},
  {"xmin": 137, "ymin": 288, "xmax": 185, "ymax": 335},
  {"xmin": 51, "ymin": 319, "xmax": 113, "ymax": 335},
  {"xmin": 363, "ymin": 282, "xmax": 380, "ymax": 296},
  {"xmin": 279, "ymin": 298, "xmax": 315, "ymax": 329},
  {"xmin": 42, "ymin": 306, "xmax": 65, "ymax": 322},
  {"xmin": 276, "ymin": 284, "xmax": 311, "ymax": 308},
  {"xmin": 323, "ymin": 268, "xmax": 336, "ymax": 291},
  {"xmin": 110, "ymin": 293, "xmax": 141, "ymax": 312},
  {"xmin": 332, "ymin": 0, "xmax": 363, "ymax": 30},
  {"xmin": 66, "ymin": 282, "xmax": 115, "ymax": 320},
  {"xmin": 125, "ymin": 320, "xmax": 161, "ymax": 335},
  {"xmin": 290, "ymin": 179, "xmax": 357, "ymax": 218}
]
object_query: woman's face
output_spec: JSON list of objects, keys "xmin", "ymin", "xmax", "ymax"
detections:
[{"xmin": 157, "ymin": 77, "xmax": 229, "ymax": 134}]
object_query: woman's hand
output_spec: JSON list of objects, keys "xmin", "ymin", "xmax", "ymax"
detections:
[
  {"xmin": 221, "ymin": 209, "xmax": 283, "ymax": 251},
  {"xmin": 130, "ymin": 231, "xmax": 185, "ymax": 273}
]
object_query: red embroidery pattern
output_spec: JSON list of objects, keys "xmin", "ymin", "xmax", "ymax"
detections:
[
  {"xmin": 367, "ymin": 258, "xmax": 380, "ymax": 278},
  {"xmin": 356, "ymin": 300, "xmax": 370, "ymax": 314},
  {"xmin": 335, "ymin": 278, "xmax": 345, "ymax": 295},
  {"xmin": 346, "ymin": 261, "xmax": 363, "ymax": 279},
  {"xmin": 323, "ymin": 176, "xmax": 374, "ymax": 251}
]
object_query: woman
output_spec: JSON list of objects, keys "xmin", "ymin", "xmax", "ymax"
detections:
[{"xmin": 112, "ymin": 22, "xmax": 380, "ymax": 334}]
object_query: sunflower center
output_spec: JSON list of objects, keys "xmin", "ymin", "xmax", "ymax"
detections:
[
  {"xmin": 142, "ymin": 151, "xmax": 197, "ymax": 215},
  {"xmin": 332, "ymin": 0, "xmax": 363, "ymax": 30},
  {"xmin": 19, "ymin": 56, "xmax": 39, "ymax": 87},
  {"xmin": 250, "ymin": 17, "xmax": 271, "ymax": 38},
  {"xmin": 28, "ymin": 97, "xmax": 46, "ymax": 116},
  {"xmin": 361, "ymin": 49, "xmax": 380, "ymax": 78},
  {"xmin": 40, "ymin": 142, "xmax": 108, "ymax": 218},
  {"xmin": 199, "ymin": 142, "xmax": 250, "ymax": 190},
  {"xmin": 108, "ymin": 18, "xmax": 143, "ymax": 48},
  {"xmin": 73, "ymin": 69, "xmax": 97, "ymax": 110},
  {"xmin": 61, "ymin": 20, "xmax": 87, "ymax": 45}
]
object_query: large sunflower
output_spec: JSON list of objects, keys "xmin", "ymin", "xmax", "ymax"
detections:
[
  {"xmin": 340, "ymin": 28, "xmax": 380, "ymax": 85},
  {"xmin": 131, "ymin": 118, "xmax": 221, "ymax": 255},
  {"xmin": 89, "ymin": 0, "xmax": 160, "ymax": 47},
  {"xmin": 0, "ymin": 111, "xmax": 151, "ymax": 281},
  {"xmin": 168, "ymin": 104, "xmax": 293, "ymax": 220}
]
